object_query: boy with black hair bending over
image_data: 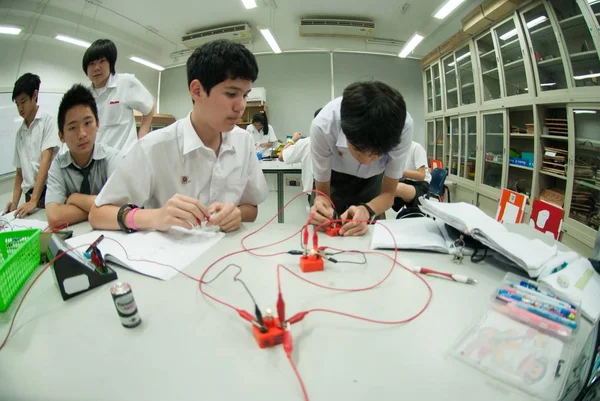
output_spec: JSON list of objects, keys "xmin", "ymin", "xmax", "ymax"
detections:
[
  {"xmin": 45, "ymin": 84, "xmax": 123, "ymax": 227},
  {"xmin": 3, "ymin": 73, "xmax": 60, "ymax": 218},
  {"xmin": 89, "ymin": 39, "xmax": 268, "ymax": 233},
  {"xmin": 83, "ymin": 39, "xmax": 155, "ymax": 152},
  {"xmin": 310, "ymin": 81, "xmax": 413, "ymax": 236}
]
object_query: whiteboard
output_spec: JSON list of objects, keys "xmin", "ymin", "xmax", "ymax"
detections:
[{"xmin": 0, "ymin": 92, "xmax": 64, "ymax": 177}]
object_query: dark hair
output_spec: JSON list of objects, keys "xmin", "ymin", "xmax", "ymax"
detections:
[
  {"xmin": 57, "ymin": 84, "xmax": 99, "ymax": 133},
  {"xmin": 314, "ymin": 108, "xmax": 323, "ymax": 118},
  {"xmin": 82, "ymin": 39, "xmax": 117, "ymax": 75},
  {"xmin": 252, "ymin": 112, "xmax": 269, "ymax": 136},
  {"xmin": 340, "ymin": 81, "xmax": 407, "ymax": 155},
  {"xmin": 12, "ymin": 73, "xmax": 41, "ymax": 102},
  {"xmin": 186, "ymin": 39, "xmax": 258, "ymax": 95}
]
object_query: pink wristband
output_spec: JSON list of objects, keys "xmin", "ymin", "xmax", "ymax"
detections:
[{"xmin": 128, "ymin": 208, "xmax": 140, "ymax": 231}]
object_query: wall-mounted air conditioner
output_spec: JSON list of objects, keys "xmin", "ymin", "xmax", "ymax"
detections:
[
  {"xmin": 299, "ymin": 19, "xmax": 375, "ymax": 39},
  {"xmin": 247, "ymin": 87, "xmax": 266, "ymax": 103},
  {"xmin": 182, "ymin": 23, "xmax": 253, "ymax": 49}
]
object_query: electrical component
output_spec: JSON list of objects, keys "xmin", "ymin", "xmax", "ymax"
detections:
[
  {"xmin": 253, "ymin": 315, "xmax": 285, "ymax": 348},
  {"xmin": 325, "ymin": 223, "xmax": 342, "ymax": 237},
  {"xmin": 299, "ymin": 254, "xmax": 324, "ymax": 273}
]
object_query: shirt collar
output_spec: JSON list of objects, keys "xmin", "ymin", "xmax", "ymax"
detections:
[
  {"xmin": 182, "ymin": 112, "xmax": 235, "ymax": 155},
  {"xmin": 89, "ymin": 74, "xmax": 116, "ymax": 91},
  {"xmin": 20, "ymin": 109, "xmax": 43, "ymax": 131},
  {"xmin": 59, "ymin": 143, "xmax": 108, "ymax": 168}
]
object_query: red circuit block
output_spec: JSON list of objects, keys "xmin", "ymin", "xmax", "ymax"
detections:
[
  {"xmin": 325, "ymin": 224, "xmax": 342, "ymax": 237},
  {"xmin": 253, "ymin": 317, "xmax": 285, "ymax": 348},
  {"xmin": 300, "ymin": 255, "xmax": 324, "ymax": 273}
]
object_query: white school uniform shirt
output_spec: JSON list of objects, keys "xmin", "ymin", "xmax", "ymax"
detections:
[
  {"xmin": 402, "ymin": 141, "xmax": 431, "ymax": 183},
  {"xmin": 310, "ymin": 97, "xmax": 414, "ymax": 182},
  {"xmin": 91, "ymin": 73, "xmax": 154, "ymax": 153},
  {"xmin": 246, "ymin": 124, "xmax": 277, "ymax": 156},
  {"xmin": 95, "ymin": 113, "xmax": 269, "ymax": 209},
  {"xmin": 13, "ymin": 108, "xmax": 61, "ymax": 193},
  {"xmin": 282, "ymin": 138, "xmax": 313, "ymax": 193}
]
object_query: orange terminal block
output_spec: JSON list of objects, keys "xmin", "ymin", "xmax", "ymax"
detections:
[
  {"xmin": 325, "ymin": 223, "xmax": 342, "ymax": 237},
  {"xmin": 300, "ymin": 254, "xmax": 324, "ymax": 273},
  {"xmin": 253, "ymin": 316, "xmax": 285, "ymax": 348}
]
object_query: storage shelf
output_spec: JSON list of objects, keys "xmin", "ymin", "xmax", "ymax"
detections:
[
  {"xmin": 500, "ymin": 38, "xmax": 520, "ymax": 49},
  {"xmin": 503, "ymin": 59, "xmax": 524, "ymax": 72},
  {"xmin": 447, "ymin": 87, "xmax": 458, "ymax": 93},
  {"xmin": 485, "ymin": 160, "xmax": 503, "ymax": 165},
  {"xmin": 541, "ymin": 134, "xmax": 568, "ymax": 141},
  {"xmin": 482, "ymin": 67, "xmax": 499, "ymax": 75},
  {"xmin": 486, "ymin": 132, "xmax": 504, "ymax": 136},
  {"xmin": 577, "ymin": 138, "xmax": 600, "ymax": 146},
  {"xmin": 570, "ymin": 50, "xmax": 599, "ymax": 61},
  {"xmin": 559, "ymin": 14, "xmax": 586, "ymax": 30},
  {"xmin": 479, "ymin": 49, "xmax": 496, "ymax": 59},
  {"xmin": 537, "ymin": 57, "xmax": 563, "ymax": 67},
  {"xmin": 575, "ymin": 179, "xmax": 600, "ymax": 192},
  {"xmin": 461, "ymin": 82, "xmax": 475, "ymax": 89},
  {"xmin": 540, "ymin": 170, "xmax": 567, "ymax": 180},
  {"xmin": 510, "ymin": 133, "xmax": 534, "ymax": 138},
  {"xmin": 529, "ymin": 24, "xmax": 553, "ymax": 37}
]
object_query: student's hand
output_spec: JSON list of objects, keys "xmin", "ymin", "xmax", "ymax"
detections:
[
  {"xmin": 206, "ymin": 202, "xmax": 242, "ymax": 233},
  {"xmin": 3, "ymin": 201, "xmax": 17, "ymax": 215},
  {"xmin": 154, "ymin": 194, "xmax": 208, "ymax": 231},
  {"xmin": 310, "ymin": 196, "xmax": 334, "ymax": 229},
  {"xmin": 259, "ymin": 143, "xmax": 270, "ymax": 148},
  {"xmin": 339, "ymin": 205, "xmax": 370, "ymax": 237},
  {"xmin": 292, "ymin": 132, "xmax": 303, "ymax": 142},
  {"xmin": 14, "ymin": 200, "xmax": 37, "ymax": 219}
]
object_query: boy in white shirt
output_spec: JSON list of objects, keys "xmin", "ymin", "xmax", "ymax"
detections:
[
  {"xmin": 392, "ymin": 141, "xmax": 431, "ymax": 212},
  {"xmin": 83, "ymin": 39, "xmax": 155, "ymax": 152},
  {"xmin": 89, "ymin": 39, "xmax": 268, "ymax": 233},
  {"xmin": 3, "ymin": 73, "xmax": 60, "ymax": 217},
  {"xmin": 310, "ymin": 82, "xmax": 413, "ymax": 236},
  {"xmin": 246, "ymin": 112, "xmax": 277, "ymax": 157}
]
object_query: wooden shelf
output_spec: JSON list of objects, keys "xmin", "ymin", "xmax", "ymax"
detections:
[
  {"xmin": 540, "ymin": 170, "xmax": 567, "ymax": 180},
  {"xmin": 134, "ymin": 112, "xmax": 176, "ymax": 127}
]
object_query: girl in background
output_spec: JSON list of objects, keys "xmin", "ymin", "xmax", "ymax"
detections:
[{"xmin": 247, "ymin": 112, "xmax": 277, "ymax": 156}]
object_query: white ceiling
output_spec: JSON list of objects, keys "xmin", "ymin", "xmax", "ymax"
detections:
[{"xmin": 1, "ymin": 0, "xmax": 484, "ymax": 68}]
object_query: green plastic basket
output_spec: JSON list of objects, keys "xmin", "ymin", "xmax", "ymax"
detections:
[{"xmin": 0, "ymin": 229, "xmax": 41, "ymax": 312}]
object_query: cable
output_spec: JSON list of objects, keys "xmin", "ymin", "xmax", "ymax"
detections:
[
  {"xmin": 287, "ymin": 353, "xmax": 309, "ymax": 401},
  {"xmin": 324, "ymin": 250, "xmax": 367, "ymax": 265},
  {"xmin": 201, "ymin": 263, "xmax": 260, "ymax": 314}
]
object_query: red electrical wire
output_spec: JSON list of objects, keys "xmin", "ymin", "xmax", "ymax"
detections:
[{"xmin": 287, "ymin": 354, "xmax": 309, "ymax": 401}]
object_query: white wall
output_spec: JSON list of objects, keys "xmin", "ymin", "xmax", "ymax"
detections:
[
  {"xmin": 0, "ymin": 36, "xmax": 159, "ymax": 96},
  {"xmin": 159, "ymin": 52, "xmax": 425, "ymax": 145}
]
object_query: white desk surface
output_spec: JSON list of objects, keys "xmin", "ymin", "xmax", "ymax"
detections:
[
  {"xmin": 0, "ymin": 213, "xmax": 592, "ymax": 401},
  {"xmin": 259, "ymin": 160, "xmax": 302, "ymax": 171}
]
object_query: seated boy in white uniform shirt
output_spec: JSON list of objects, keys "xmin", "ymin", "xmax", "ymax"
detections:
[
  {"xmin": 3, "ymin": 73, "xmax": 60, "ymax": 218},
  {"xmin": 392, "ymin": 141, "xmax": 431, "ymax": 212},
  {"xmin": 89, "ymin": 39, "xmax": 268, "ymax": 233},
  {"xmin": 45, "ymin": 85, "xmax": 123, "ymax": 227},
  {"xmin": 83, "ymin": 39, "xmax": 155, "ymax": 152}
]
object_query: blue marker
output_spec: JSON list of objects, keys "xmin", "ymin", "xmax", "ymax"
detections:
[
  {"xmin": 551, "ymin": 262, "xmax": 568, "ymax": 274},
  {"xmin": 498, "ymin": 290, "xmax": 575, "ymax": 319},
  {"xmin": 513, "ymin": 302, "xmax": 578, "ymax": 329},
  {"xmin": 517, "ymin": 281, "xmax": 577, "ymax": 310}
]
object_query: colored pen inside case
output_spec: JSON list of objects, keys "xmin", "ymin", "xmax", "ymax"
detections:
[{"xmin": 496, "ymin": 295, "xmax": 577, "ymax": 329}]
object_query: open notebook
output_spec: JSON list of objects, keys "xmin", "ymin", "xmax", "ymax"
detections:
[
  {"xmin": 418, "ymin": 198, "xmax": 559, "ymax": 278},
  {"xmin": 370, "ymin": 217, "xmax": 473, "ymax": 255}
]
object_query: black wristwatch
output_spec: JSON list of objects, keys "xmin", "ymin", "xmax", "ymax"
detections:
[
  {"xmin": 358, "ymin": 203, "xmax": 376, "ymax": 223},
  {"xmin": 117, "ymin": 203, "xmax": 138, "ymax": 233}
]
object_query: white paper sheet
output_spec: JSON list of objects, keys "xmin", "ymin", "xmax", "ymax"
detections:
[
  {"xmin": 0, "ymin": 212, "xmax": 49, "ymax": 232},
  {"xmin": 370, "ymin": 217, "xmax": 451, "ymax": 253},
  {"xmin": 67, "ymin": 227, "xmax": 224, "ymax": 281}
]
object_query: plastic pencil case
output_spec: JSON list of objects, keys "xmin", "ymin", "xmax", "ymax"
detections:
[
  {"xmin": 0, "ymin": 229, "xmax": 41, "ymax": 312},
  {"xmin": 451, "ymin": 272, "xmax": 579, "ymax": 401}
]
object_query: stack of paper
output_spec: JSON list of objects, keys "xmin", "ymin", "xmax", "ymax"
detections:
[
  {"xmin": 370, "ymin": 217, "xmax": 462, "ymax": 254},
  {"xmin": 0, "ymin": 212, "xmax": 49, "ymax": 232},
  {"xmin": 67, "ymin": 227, "xmax": 224, "ymax": 280},
  {"xmin": 419, "ymin": 198, "xmax": 558, "ymax": 277}
]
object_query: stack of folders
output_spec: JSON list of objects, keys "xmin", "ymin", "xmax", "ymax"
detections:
[
  {"xmin": 453, "ymin": 272, "xmax": 579, "ymax": 400},
  {"xmin": 542, "ymin": 147, "xmax": 568, "ymax": 176},
  {"xmin": 418, "ymin": 198, "xmax": 559, "ymax": 277},
  {"xmin": 370, "ymin": 217, "xmax": 473, "ymax": 255}
]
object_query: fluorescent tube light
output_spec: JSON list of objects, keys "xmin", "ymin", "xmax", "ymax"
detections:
[
  {"xmin": 500, "ymin": 16, "xmax": 547, "ymax": 41},
  {"xmin": 259, "ymin": 28, "xmax": 282, "ymax": 54},
  {"xmin": 540, "ymin": 83, "xmax": 556, "ymax": 87},
  {"xmin": 574, "ymin": 110, "xmax": 597, "ymax": 114},
  {"xmin": 129, "ymin": 56, "xmax": 165, "ymax": 71},
  {"xmin": 55, "ymin": 35, "xmax": 91, "ymax": 48},
  {"xmin": 434, "ymin": 0, "xmax": 466, "ymax": 20},
  {"xmin": 398, "ymin": 33, "xmax": 424, "ymax": 58},
  {"xmin": 574, "ymin": 72, "xmax": 600, "ymax": 80},
  {"xmin": 0, "ymin": 25, "xmax": 22, "ymax": 35},
  {"xmin": 241, "ymin": 0, "xmax": 257, "ymax": 9}
]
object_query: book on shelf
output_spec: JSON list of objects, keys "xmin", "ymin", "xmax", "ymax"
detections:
[{"xmin": 542, "ymin": 146, "xmax": 568, "ymax": 176}]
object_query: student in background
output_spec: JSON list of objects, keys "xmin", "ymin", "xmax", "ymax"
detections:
[
  {"xmin": 279, "ymin": 108, "xmax": 322, "ymax": 205},
  {"xmin": 392, "ymin": 141, "xmax": 431, "ymax": 213},
  {"xmin": 45, "ymin": 85, "xmax": 123, "ymax": 227},
  {"xmin": 89, "ymin": 39, "xmax": 268, "ymax": 233},
  {"xmin": 83, "ymin": 39, "xmax": 155, "ymax": 153},
  {"xmin": 310, "ymin": 81, "xmax": 413, "ymax": 236},
  {"xmin": 247, "ymin": 112, "xmax": 277, "ymax": 156},
  {"xmin": 2, "ymin": 73, "xmax": 60, "ymax": 218}
]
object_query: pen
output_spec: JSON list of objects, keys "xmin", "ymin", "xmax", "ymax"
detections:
[
  {"xmin": 498, "ymin": 295, "xmax": 578, "ymax": 329},
  {"xmin": 497, "ymin": 290, "xmax": 575, "ymax": 320},
  {"xmin": 518, "ymin": 280, "xmax": 576, "ymax": 310},
  {"xmin": 492, "ymin": 303, "xmax": 572, "ymax": 339},
  {"xmin": 412, "ymin": 266, "xmax": 477, "ymax": 284},
  {"xmin": 508, "ymin": 283, "xmax": 576, "ymax": 313},
  {"xmin": 86, "ymin": 234, "xmax": 105, "ymax": 253},
  {"xmin": 551, "ymin": 262, "xmax": 568, "ymax": 275}
]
